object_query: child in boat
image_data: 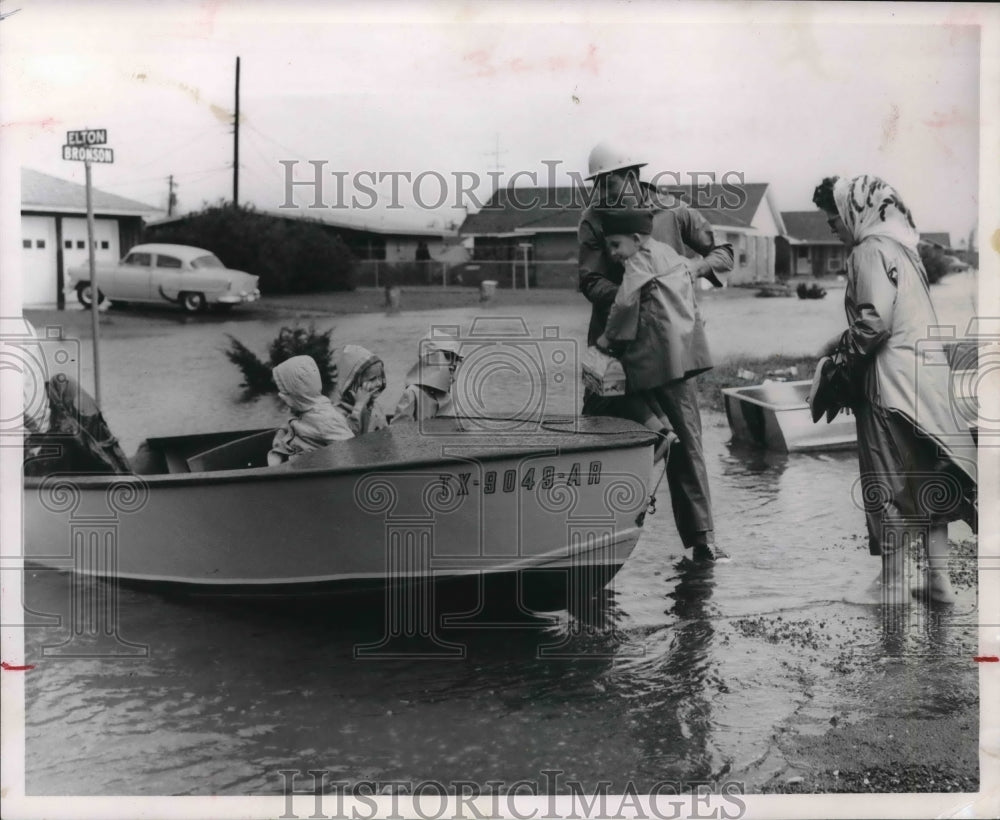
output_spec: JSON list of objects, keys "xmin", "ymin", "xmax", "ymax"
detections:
[
  {"xmin": 267, "ymin": 355, "xmax": 353, "ymax": 465},
  {"xmin": 594, "ymin": 207, "xmax": 711, "ymax": 463},
  {"xmin": 333, "ymin": 345, "xmax": 389, "ymax": 435},
  {"xmin": 391, "ymin": 329, "xmax": 463, "ymax": 423}
]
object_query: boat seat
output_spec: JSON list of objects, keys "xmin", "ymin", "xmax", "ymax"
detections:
[
  {"xmin": 164, "ymin": 450, "xmax": 192, "ymax": 474},
  {"xmin": 186, "ymin": 429, "xmax": 276, "ymax": 473}
]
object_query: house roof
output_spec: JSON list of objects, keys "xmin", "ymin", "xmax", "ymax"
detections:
[
  {"xmin": 461, "ymin": 187, "xmax": 589, "ymax": 235},
  {"xmin": 147, "ymin": 207, "xmax": 457, "ymax": 239},
  {"xmin": 781, "ymin": 211, "xmax": 842, "ymax": 246},
  {"xmin": 268, "ymin": 209, "xmax": 457, "ymax": 238},
  {"xmin": 21, "ymin": 168, "xmax": 160, "ymax": 216},
  {"xmin": 920, "ymin": 232, "xmax": 952, "ymax": 249},
  {"xmin": 460, "ymin": 182, "xmax": 768, "ymax": 236}
]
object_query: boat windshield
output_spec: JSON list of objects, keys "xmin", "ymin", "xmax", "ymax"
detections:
[{"xmin": 191, "ymin": 254, "xmax": 225, "ymax": 269}]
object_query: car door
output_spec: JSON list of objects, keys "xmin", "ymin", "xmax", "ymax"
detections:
[
  {"xmin": 152, "ymin": 252, "xmax": 186, "ymax": 302},
  {"xmin": 114, "ymin": 251, "xmax": 153, "ymax": 300}
]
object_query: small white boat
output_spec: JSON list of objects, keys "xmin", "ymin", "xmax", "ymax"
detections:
[
  {"xmin": 22, "ymin": 417, "xmax": 656, "ymax": 608},
  {"xmin": 722, "ymin": 380, "xmax": 857, "ymax": 453}
]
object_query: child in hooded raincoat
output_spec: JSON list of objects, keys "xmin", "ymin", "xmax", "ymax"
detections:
[
  {"xmin": 595, "ymin": 207, "xmax": 713, "ymax": 464},
  {"xmin": 267, "ymin": 355, "xmax": 353, "ymax": 465},
  {"xmin": 391, "ymin": 330, "xmax": 463, "ymax": 424},
  {"xmin": 333, "ymin": 345, "xmax": 389, "ymax": 436}
]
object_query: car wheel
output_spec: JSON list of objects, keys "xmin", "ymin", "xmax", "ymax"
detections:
[
  {"xmin": 180, "ymin": 292, "xmax": 206, "ymax": 313},
  {"xmin": 76, "ymin": 283, "xmax": 104, "ymax": 308}
]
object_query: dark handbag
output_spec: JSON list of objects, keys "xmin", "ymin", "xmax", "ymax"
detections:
[{"xmin": 809, "ymin": 352, "xmax": 855, "ymax": 423}]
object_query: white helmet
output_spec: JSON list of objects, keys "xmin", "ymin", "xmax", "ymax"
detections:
[{"xmin": 586, "ymin": 142, "xmax": 647, "ymax": 180}]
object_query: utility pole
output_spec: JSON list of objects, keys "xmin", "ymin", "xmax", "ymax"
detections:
[
  {"xmin": 167, "ymin": 174, "xmax": 177, "ymax": 216},
  {"xmin": 489, "ymin": 134, "xmax": 504, "ymax": 172},
  {"xmin": 233, "ymin": 55, "xmax": 240, "ymax": 207},
  {"xmin": 483, "ymin": 133, "xmax": 507, "ymax": 191}
]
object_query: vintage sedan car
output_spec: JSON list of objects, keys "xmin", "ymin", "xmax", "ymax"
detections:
[{"xmin": 67, "ymin": 244, "xmax": 260, "ymax": 313}]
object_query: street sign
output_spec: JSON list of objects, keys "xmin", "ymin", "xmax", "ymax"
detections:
[
  {"xmin": 66, "ymin": 129, "xmax": 107, "ymax": 145},
  {"xmin": 62, "ymin": 145, "xmax": 114, "ymax": 163},
  {"xmin": 60, "ymin": 128, "xmax": 113, "ymax": 406}
]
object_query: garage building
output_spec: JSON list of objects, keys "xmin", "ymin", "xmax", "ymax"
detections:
[{"xmin": 20, "ymin": 168, "xmax": 161, "ymax": 308}]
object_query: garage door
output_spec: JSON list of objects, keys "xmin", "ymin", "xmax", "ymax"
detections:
[
  {"xmin": 21, "ymin": 215, "xmax": 57, "ymax": 306},
  {"xmin": 61, "ymin": 218, "xmax": 121, "ymax": 276}
]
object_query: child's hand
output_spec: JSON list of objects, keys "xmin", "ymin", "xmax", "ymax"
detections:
[{"xmin": 595, "ymin": 334, "xmax": 612, "ymax": 353}]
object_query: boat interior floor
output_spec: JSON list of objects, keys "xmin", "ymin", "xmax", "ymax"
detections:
[{"xmin": 130, "ymin": 429, "xmax": 275, "ymax": 475}]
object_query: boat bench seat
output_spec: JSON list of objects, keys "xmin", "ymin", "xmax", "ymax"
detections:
[{"xmin": 186, "ymin": 429, "xmax": 275, "ymax": 473}]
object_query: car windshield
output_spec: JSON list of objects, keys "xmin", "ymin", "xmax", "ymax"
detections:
[{"xmin": 190, "ymin": 254, "xmax": 225, "ymax": 269}]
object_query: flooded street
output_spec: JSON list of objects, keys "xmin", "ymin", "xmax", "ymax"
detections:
[{"xmin": 19, "ymin": 288, "xmax": 980, "ymax": 796}]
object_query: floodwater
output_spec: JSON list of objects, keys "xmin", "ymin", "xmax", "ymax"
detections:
[{"xmin": 17, "ymin": 296, "xmax": 980, "ymax": 796}]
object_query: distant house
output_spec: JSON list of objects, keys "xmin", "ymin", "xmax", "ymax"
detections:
[
  {"xmin": 776, "ymin": 211, "xmax": 847, "ymax": 279},
  {"xmin": 20, "ymin": 168, "xmax": 162, "ymax": 307},
  {"xmin": 919, "ymin": 232, "xmax": 952, "ymax": 250},
  {"xmin": 149, "ymin": 208, "xmax": 463, "ymax": 265},
  {"xmin": 459, "ymin": 182, "xmax": 786, "ymax": 288}
]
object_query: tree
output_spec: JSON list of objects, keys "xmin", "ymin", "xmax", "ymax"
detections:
[{"xmin": 144, "ymin": 203, "xmax": 357, "ymax": 293}]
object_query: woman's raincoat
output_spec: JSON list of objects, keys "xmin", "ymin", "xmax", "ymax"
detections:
[{"xmin": 829, "ymin": 175, "xmax": 977, "ymax": 553}]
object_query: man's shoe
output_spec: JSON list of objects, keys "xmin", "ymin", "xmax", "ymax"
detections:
[{"xmin": 690, "ymin": 543, "xmax": 730, "ymax": 562}]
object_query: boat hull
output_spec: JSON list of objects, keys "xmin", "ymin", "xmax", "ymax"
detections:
[
  {"xmin": 722, "ymin": 380, "xmax": 857, "ymax": 453},
  {"xmin": 22, "ymin": 417, "xmax": 655, "ymax": 601}
]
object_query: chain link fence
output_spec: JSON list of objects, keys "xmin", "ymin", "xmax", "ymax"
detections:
[{"xmin": 354, "ymin": 260, "xmax": 578, "ymax": 290}]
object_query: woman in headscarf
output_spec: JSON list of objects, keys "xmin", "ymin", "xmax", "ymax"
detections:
[
  {"xmin": 333, "ymin": 345, "xmax": 388, "ymax": 435},
  {"xmin": 267, "ymin": 355, "xmax": 353, "ymax": 465},
  {"xmin": 812, "ymin": 175, "xmax": 977, "ymax": 603}
]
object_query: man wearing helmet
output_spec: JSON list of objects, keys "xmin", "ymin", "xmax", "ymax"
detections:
[{"xmin": 579, "ymin": 142, "xmax": 734, "ymax": 560}]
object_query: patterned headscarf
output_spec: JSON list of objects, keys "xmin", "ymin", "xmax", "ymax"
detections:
[{"xmin": 832, "ymin": 174, "xmax": 920, "ymax": 252}]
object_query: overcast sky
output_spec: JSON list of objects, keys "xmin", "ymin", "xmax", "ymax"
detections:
[{"xmin": 0, "ymin": 1, "xmax": 992, "ymax": 243}]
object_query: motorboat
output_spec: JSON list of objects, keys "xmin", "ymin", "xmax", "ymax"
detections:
[{"xmin": 22, "ymin": 416, "xmax": 656, "ymax": 609}]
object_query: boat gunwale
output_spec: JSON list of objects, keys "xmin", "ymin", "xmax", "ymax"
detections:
[
  {"xmin": 23, "ymin": 427, "xmax": 658, "ymax": 490},
  {"xmin": 720, "ymin": 381, "xmax": 811, "ymax": 411}
]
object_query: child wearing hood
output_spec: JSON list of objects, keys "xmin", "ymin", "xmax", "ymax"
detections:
[
  {"xmin": 267, "ymin": 355, "xmax": 353, "ymax": 465},
  {"xmin": 595, "ymin": 207, "xmax": 711, "ymax": 463},
  {"xmin": 334, "ymin": 345, "xmax": 389, "ymax": 435},
  {"xmin": 391, "ymin": 330, "xmax": 463, "ymax": 423}
]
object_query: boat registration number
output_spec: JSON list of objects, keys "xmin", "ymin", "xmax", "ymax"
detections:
[{"xmin": 438, "ymin": 461, "xmax": 602, "ymax": 495}]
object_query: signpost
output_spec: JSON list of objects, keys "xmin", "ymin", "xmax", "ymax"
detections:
[{"xmin": 61, "ymin": 129, "xmax": 113, "ymax": 408}]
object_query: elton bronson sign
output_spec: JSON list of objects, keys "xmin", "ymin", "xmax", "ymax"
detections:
[{"xmin": 62, "ymin": 129, "xmax": 114, "ymax": 163}]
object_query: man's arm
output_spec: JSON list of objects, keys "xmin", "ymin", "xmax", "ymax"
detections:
[
  {"xmin": 578, "ymin": 215, "xmax": 619, "ymax": 307},
  {"xmin": 678, "ymin": 205, "xmax": 734, "ymax": 280}
]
